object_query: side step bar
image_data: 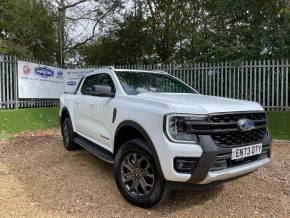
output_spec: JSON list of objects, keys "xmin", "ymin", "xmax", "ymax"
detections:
[{"xmin": 74, "ymin": 136, "xmax": 114, "ymax": 164}]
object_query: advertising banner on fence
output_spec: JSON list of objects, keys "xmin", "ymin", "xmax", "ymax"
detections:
[
  {"xmin": 18, "ymin": 61, "xmax": 65, "ymax": 98},
  {"xmin": 18, "ymin": 60, "xmax": 97, "ymax": 98},
  {"xmin": 65, "ymin": 68, "xmax": 96, "ymax": 93}
]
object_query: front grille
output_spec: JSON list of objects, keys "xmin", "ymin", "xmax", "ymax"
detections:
[
  {"xmin": 184, "ymin": 112, "xmax": 267, "ymax": 147},
  {"xmin": 209, "ymin": 112, "xmax": 266, "ymax": 123},
  {"xmin": 211, "ymin": 128, "xmax": 267, "ymax": 147}
]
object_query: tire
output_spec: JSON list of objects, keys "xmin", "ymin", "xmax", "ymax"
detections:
[
  {"xmin": 114, "ymin": 139, "xmax": 167, "ymax": 208},
  {"xmin": 61, "ymin": 117, "xmax": 79, "ymax": 151}
]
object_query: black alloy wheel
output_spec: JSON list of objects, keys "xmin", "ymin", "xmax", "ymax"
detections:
[
  {"xmin": 114, "ymin": 139, "xmax": 167, "ymax": 208},
  {"xmin": 120, "ymin": 152, "xmax": 155, "ymax": 197},
  {"xmin": 61, "ymin": 117, "xmax": 79, "ymax": 150}
]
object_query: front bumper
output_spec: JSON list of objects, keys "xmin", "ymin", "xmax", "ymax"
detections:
[
  {"xmin": 153, "ymin": 127, "xmax": 271, "ymax": 185},
  {"xmin": 166, "ymin": 157, "xmax": 270, "ymax": 190},
  {"xmin": 187, "ymin": 133, "xmax": 272, "ymax": 184},
  {"xmin": 198, "ymin": 157, "xmax": 270, "ymax": 184}
]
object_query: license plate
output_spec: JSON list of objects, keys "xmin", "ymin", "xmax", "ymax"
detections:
[{"xmin": 232, "ymin": 143, "xmax": 262, "ymax": 160}]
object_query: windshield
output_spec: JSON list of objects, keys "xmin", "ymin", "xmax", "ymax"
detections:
[{"xmin": 115, "ymin": 71, "xmax": 197, "ymax": 95}]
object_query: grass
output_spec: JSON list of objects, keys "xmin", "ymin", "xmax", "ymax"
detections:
[
  {"xmin": 267, "ymin": 112, "xmax": 290, "ymax": 141},
  {"xmin": 0, "ymin": 107, "xmax": 289, "ymax": 141},
  {"xmin": 0, "ymin": 107, "xmax": 59, "ymax": 135}
]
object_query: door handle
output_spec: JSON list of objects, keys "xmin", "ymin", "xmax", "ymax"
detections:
[
  {"xmin": 89, "ymin": 103, "xmax": 95, "ymax": 107},
  {"xmin": 75, "ymin": 100, "xmax": 80, "ymax": 104}
]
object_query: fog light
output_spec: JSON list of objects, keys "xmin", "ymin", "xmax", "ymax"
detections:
[{"xmin": 174, "ymin": 157, "xmax": 199, "ymax": 173}]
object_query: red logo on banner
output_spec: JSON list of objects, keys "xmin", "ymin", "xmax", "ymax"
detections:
[{"xmin": 23, "ymin": 65, "xmax": 31, "ymax": 75}]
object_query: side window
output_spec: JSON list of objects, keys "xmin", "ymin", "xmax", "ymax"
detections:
[
  {"xmin": 97, "ymin": 74, "xmax": 116, "ymax": 92},
  {"xmin": 81, "ymin": 75, "xmax": 99, "ymax": 95},
  {"xmin": 81, "ymin": 73, "xmax": 115, "ymax": 96}
]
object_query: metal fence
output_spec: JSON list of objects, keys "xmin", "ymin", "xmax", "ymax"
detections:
[
  {"xmin": 0, "ymin": 55, "xmax": 59, "ymax": 109},
  {"xmin": 115, "ymin": 60, "xmax": 289, "ymax": 111},
  {"xmin": 0, "ymin": 55, "xmax": 289, "ymax": 110}
]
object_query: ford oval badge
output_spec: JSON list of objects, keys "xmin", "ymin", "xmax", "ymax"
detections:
[
  {"xmin": 237, "ymin": 119, "xmax": 254, "ymax": 131},
  {"xmin": 34, "ymin": 67, "xmax": 54, "ymax": 78},
  {"xmin": 67, "ymin": 81, "xmax": 76, "ymax": 86}
]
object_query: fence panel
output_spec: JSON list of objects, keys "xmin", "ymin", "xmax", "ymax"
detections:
[
  {"xmin": 159, "ymin": 61, "xmax": 289, "ymax": 111},
  {"xmin": 113, "ymin": 61, "xmax": 290, "ymax": 111},
  {"xmin": 0, "ymin": 55, "xmax": 289, "ymax": 110}
]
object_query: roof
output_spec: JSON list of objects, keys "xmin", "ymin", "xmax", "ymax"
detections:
[
  {"xmin": 114, "ymin": 69, "xmax": 168, "ymax": 74},
  {"xmin": 86, "ymin": 67, "xmax": 169, "ymax": 76},
  {"xmin": 83, "ymin": 67, "xmax": 169, "ymax": 78}
]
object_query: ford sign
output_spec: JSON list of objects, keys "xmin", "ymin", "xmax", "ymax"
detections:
[
  {"xmin": 67, "ymin": 81, "xmax": 76, "ymax": 86},
  {"xmin": 237, "ymin": 119, "xmax": 255, "ymax": 131},
  {"xmin": 34, "ymin": 67, "xmax": 54, "ymax": 78}
]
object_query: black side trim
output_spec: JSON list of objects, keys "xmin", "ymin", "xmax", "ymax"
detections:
[
  {"xmin": 60, "ymin": 107, "xmax": 71, "ymax": 135},
  {"xmin": 112, "ymin": 108, "xmax": 117, "ymax": 123},
  {"xmin": 60, "ymin": 107, "xmax": 71, "ymax": 121},
  {"xmin": 61, "ymin": 106, "xmax": 70, "ymax": 116},
  {"xmin": 189, "ymin": 135, "xmax": 219, "ymax": 183},
  {"xmin": 115, "ymin": 120, "xmax": 165, "ymax": 179},
  {"xmin": 74, "ymin": 136, "xmax": 114, "ymax": 163}
]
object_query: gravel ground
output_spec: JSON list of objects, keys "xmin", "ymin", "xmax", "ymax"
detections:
[{"xmin": 0, "ymin": 129, "xmax": 289, "ymax": 217}]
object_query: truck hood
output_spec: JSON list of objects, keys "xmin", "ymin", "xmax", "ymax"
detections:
[{"xmin": 136, "ymin": 93, "xmax": 264, "ymax": 114}]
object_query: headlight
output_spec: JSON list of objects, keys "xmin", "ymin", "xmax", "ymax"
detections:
[{"xmin": 164, "ymin": 114, "xmax": 207, "ymax": 143}]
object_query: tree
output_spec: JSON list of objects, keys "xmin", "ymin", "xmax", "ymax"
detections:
[
  {"xmin": 85, "ymin": 0, "xmax": 290, "ymax": 65},
  {"xmin": 44, "ymin": 0, "xmax": 122, "ymax": 67},
  {"xmin": 0, "ymin": 0, "xmax": 57, "ymax": 62},
  {"xmin": 81, "ymin": 1, "xmax": 157, "ymax": 65},
  {"xmin": 181, "ymin": 0, "xmax": 290, "ymax": 62},
  {"xmin": 144, "ymin": 0, "xmax": 199, "ymax": 63},
  {"xmin": 82, "ymin": 0, "xmax": 207, "ymax": 65},
  {"xmin": 1, "ymin": 0, "xmax": 289, "ymax": 65}
]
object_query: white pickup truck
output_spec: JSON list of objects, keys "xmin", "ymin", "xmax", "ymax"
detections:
[{"xmin": 59, "ymin": 67, "xmax": 271, "ymax": 208}]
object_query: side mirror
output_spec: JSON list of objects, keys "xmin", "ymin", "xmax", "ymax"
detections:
[{"xmin": 93, "ymin": 85, "xmax": 115, "ymax": 98}]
